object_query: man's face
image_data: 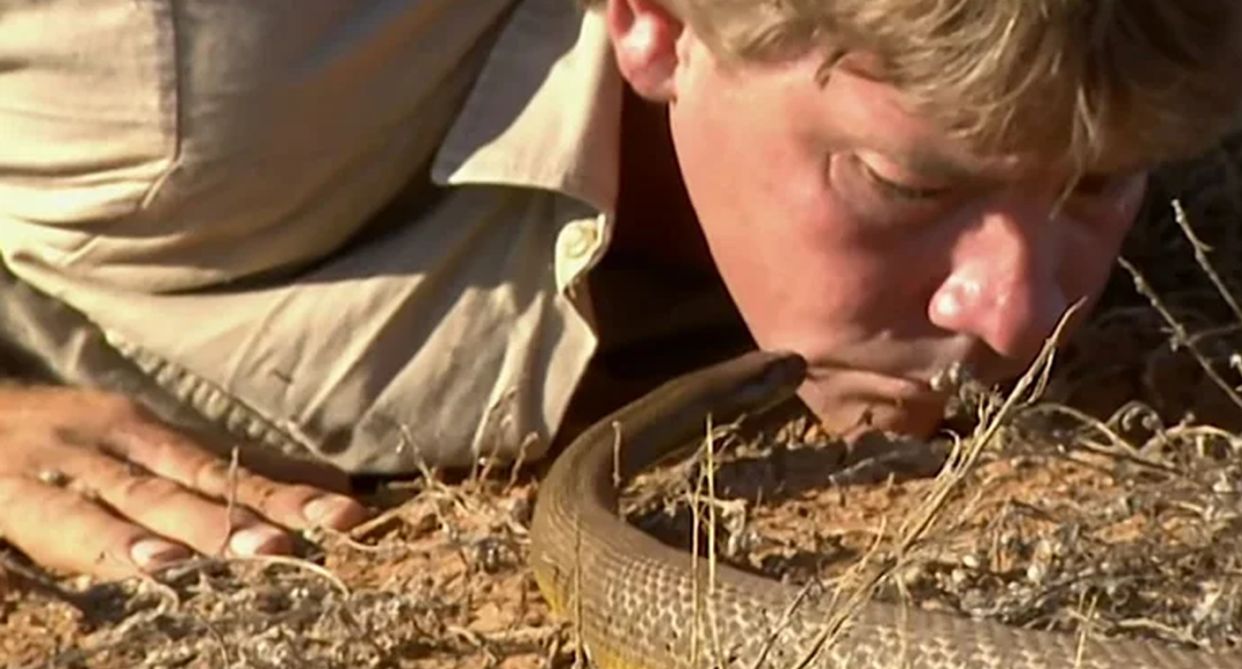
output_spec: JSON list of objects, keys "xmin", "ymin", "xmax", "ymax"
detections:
[{"xmin": 665, "ymin": 37, "xmax": 1148, "ymax": 439}]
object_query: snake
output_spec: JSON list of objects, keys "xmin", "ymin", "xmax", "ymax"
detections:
[{"xmin": 529, "ymin": 349, "xmax": 1242, "ymax": 669}]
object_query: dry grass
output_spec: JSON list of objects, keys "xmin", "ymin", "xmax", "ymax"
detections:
[{"xmin": 6, "ymin": 135, "xmax": 1242, "ymax": 668}]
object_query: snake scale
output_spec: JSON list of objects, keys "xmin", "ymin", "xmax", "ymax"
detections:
[{"xmin": 529, "ymin": 350, "xmax": 1242, "ymax": 669}]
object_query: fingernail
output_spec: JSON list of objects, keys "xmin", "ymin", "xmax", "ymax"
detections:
[
  {"xmin": 131, "ymin": 538, "xmax": 191, "ymax": 568},
  {"xmin": 303, "ymin": 495, "xmax": 367, "ymax": 530},
  {"xmin": 228, "ymin": 525, "xmax": 290, "ymax": 556}
]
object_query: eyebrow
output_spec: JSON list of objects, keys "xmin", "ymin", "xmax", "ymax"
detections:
[
  {"xmin": 849, "ymin": 127, "xmax": 997, "ymax": 183},
  {"xmin": 900, "ymin": 149, "xmax": 990, "ymax": 183},
  {"xmin": 894, "ymin": 146, "xmax": 1140, "ymax": 189},
  {"xmin": 852, "ymin": 117, "xmax": 1151, "ymax": 189}
]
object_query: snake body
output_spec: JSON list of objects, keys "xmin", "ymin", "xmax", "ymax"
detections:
[{"xmin": 529, "ymin": 350, "xmax": 1242, "ymax": 669}]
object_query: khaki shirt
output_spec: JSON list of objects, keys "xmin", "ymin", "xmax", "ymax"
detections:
[{"xmin": 0, "ymin": 0, "xmax": 626, "ymax": 473}]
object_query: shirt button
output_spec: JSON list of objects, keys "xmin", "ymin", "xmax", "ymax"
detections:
[{"xmin": 562, "ymin": 220, "xmax": 599, "ymax": 259}]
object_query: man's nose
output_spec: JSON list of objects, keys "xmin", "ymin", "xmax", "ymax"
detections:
[{"xmin": 928, "ymin": 204, "xmax": 1069, "ymax": 363}]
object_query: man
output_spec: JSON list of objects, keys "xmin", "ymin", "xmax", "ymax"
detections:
[{"xmin": 0, "ymin": 0, "xmax": 1238, "ymax": 584}]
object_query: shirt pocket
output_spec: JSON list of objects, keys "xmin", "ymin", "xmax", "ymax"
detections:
[{"xmin": 0, "ymin": 0, "xmax": 179, "ymax": 225}]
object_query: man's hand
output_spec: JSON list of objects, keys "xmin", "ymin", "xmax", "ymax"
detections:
[{"xmin": 0, "ymin": 384, "xmax": 368, "ymax": 584}]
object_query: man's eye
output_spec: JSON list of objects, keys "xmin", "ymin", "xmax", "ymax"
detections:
[{"xmin": 857, "ymin": 158, "xmax": 950, "ymax": 202}]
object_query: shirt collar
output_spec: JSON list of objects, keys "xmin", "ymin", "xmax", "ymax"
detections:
[{"xmin": 431, "ymin": 1, "xmax": 620, "ymax": 216}]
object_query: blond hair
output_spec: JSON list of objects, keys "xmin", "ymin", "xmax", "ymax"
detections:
[{"xmin": 586, "ymin": 0, "xmax": 1242, "ymax": 172}]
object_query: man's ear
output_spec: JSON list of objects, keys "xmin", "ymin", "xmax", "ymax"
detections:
[{"xmin": 604, "ymin": 0, "xmax": 685, "ymax": 102}]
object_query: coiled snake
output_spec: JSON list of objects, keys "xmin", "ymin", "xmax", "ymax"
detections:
[{"xmin": 529, "ymin": 350, "xmax": 1242, "ymax": 669}]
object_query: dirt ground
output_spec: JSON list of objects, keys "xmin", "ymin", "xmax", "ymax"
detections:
[{"xmin": 6, "ymin": 141, "xmax": 1242, "ymax": 669}]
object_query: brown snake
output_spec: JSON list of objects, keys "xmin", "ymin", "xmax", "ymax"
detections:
[{"xmin": 529, "ymin": 350, "xmax": 1242, "ymax": 668}]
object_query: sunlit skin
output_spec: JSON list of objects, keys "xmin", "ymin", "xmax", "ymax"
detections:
[{"xmin": 608, "ymin": 0, "xmax": 1150, "ymax": 440}]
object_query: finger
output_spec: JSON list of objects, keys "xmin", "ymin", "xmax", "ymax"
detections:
[
  {"xmin": 56, "ymin": 453, "xmax": 293, "ymax": 559},
  {"xmin": 0, "ymin": 476, "xmax": 190, "ymax": 580},
  {"xmin": 109, "ymin": 421, "xmax": 369, "ymax": 532}
]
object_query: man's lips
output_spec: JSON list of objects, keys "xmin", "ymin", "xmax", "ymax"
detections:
[
  {"xmin": 802, "ymin": 364, "xmax": 950, "ymax": 403},
  {"xmin": 862, "ymin": 373, "xmax": 949, "ymax": 403},
  {"xmin": 794, "ymin": 364, "xmax": 955, "ymax": 439}
]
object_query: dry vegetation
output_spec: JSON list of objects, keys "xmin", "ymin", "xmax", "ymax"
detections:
[{"xmin": 6, "ymin": 137, "xmax": 1242, "ymax": 668}]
